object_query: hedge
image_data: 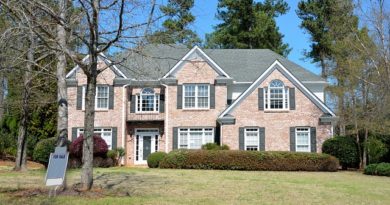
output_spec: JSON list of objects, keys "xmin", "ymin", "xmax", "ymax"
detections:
[
  {"xmin": 159, "ymin": 150, "xmax": 339, "ymax": 171},
  {"xmin": 364, "ymin": 163, "xmax": 390, "ymax": 176},
  {"xmin": 201, "ymin": 143, "xmax": 230, "ymax": 150}
]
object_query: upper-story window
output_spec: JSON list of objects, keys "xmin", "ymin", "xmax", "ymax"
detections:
[
  {"xmin": 183, "ymin": 84, "xmax": 209, "ymax": 109},
  {"xmin": 82, "ymin": 85, "xmax": 109, "ymax": 110},
  {"xmin": 136, "ymin": 88, "xmax": 159, "ymax": 113},
  {"xmin": 264, "ymin": 80, "xmax": 289, "ymax": 110}
]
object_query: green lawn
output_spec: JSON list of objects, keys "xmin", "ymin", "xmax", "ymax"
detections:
[{"xmin": 0, "ymin": 166, "xmax": 389, "ymax": 205}]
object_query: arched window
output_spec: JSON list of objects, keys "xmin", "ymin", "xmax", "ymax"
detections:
[
  {"xmin": 264, "ymin": 80, "xmax": 289, "ymax": 110},
  {"xmin": 137, "ymin": 88, "xmax": 159, "ymax": 112}
]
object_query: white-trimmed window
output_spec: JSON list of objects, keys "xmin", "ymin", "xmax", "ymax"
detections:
[
  {"xmin": 178, "ymin": 128, "xmax": 214, "ymax": 149},
  {"xmin": 264, "ymin": 80, "xmax": 289, "ymax": 110},
  {"xmin": 183, "ymin": 84, "xmax": 209, "ymax": 109},
  {"xmin": 82, "ymin": 85, "xmax": 109, "ymax": 110},
  {"xmin": 296, "ymin": 127, "xmax": 310, "ymax": 152},
  {"xmin": 245, "ymin": 128, "xmax": 259, "ymax": 151},
  {"xmin": 136, "ymin": 88, "xmax": 159, "ymax": 113},
  {"xmin": 77, "ymin": 128, "xmax": 113, "ymax": 150}
]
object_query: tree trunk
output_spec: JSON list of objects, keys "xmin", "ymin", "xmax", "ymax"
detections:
[
  {"xmin": 338, "ymin": 93, "xmax": 346, "ymax": 136},
  {"xmin": 0, "ymin": 73, "xmax": 4, "ymax": 121},
  {"xmin": 81, "ymin": 59, "xmax": 97, "ymax": 190},
  {"xmin": 352, "ymin": 93, "xmax": 362, "ymax": 169},
  {"xmin": 14, "ymin": 33, "xmax": 34, "ymax": 171},
  {"xmin": 362, "ymin": 127, "xmax": 368, "ymax": 168},
  {"xmin": 56, "ymin": 0, "xmax": 68, "ymax": 147}
]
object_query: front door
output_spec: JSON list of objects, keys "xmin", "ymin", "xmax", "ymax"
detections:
[{"xmin": 135, "ymin": 129, "xmax": 159, "ymax": 164}]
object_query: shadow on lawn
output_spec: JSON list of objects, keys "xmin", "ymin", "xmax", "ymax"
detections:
[{"xmin": 1, "ymin": 171, "xmax": 171, "ymax": 199}]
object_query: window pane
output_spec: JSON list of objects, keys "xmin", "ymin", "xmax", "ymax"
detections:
[
  {"xmin": 204, "ymin": 131, "xmax": 214, "ymax": 144},
  {"xmin": 141, "ymin": 95, "xmax": 155, "ymax": 111},
  {"xmin": 189, "ymin": 132, "xmax": 202, "ymax": 149},
  {"xmin": 184, "ymin": 85, "xmax": 195, "ymax": 97},
  {"xmin": 197, "ymin": 97, "xmax": 208, "ymax": 108},
  {"xmin": 179, "ymin": 132, "xmax": 188, "ymax": 148},
  {"xmin": 197, "ymin": 85, "xmax": 208, "ymax": 97},
  {"xmin": 184, "ymin": 97, "xmax": 196, "ymax": 108}
]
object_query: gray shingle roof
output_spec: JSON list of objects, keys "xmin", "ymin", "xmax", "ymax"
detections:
[{"xmin": 115, "ymin": 44, "xmax": 325, "ymax": 82}]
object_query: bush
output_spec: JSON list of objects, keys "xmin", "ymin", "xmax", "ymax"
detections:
[
  {"xmin": 33, "ymin": 137, "xmax": 70, "ymax": 167},
  {"xmin": 147, "ymin": 152, "xmax": 168, "ymax": 168},
  {"xmin": 107, "ymin": 150, "xmax": 118, "ymax": 159},
  {"xmin": 159, "ymin": 150, "xmax": 339, "ymax": 172},
  {"xmin": 364, "ymin": 163, "xmax": 390, "ymax": 176},
  {"xmin": 322, "ymin": 136, "xmax": 359, "ymax": 169},
  {"xmin": 69, "ymin": 134, "xmax": 108, "ymax": 157},
  {"xmin": 367, "ymin": 138, "xmax": 388, "ymax": 164},
  {"xmin": 201, "ymin": 143, "xmax": 230, "ymax": 150}
]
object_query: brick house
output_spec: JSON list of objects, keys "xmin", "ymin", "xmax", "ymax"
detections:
[{"xmin": 66, "ymin": 45, "xmax": 337, "ymax": 165}]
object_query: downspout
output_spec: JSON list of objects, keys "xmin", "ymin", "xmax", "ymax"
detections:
[
  {"xmin": 161, "ymin": 83, "xmax": 169, "ymax": 153},
  {"xmin": 220, "ymin": 124, "xmax": 223, "ymax": 146},
  {"xmin": 122, "ymin": 83, "xmax": 131, "ymax": 165}
]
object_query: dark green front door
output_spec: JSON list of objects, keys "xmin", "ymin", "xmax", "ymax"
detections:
[{"xmin": 143, "ymin": 136, "xmax": 151, "ymax": 160}]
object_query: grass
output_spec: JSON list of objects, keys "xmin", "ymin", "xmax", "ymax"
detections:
[{"xmin": 0, "ymin": 166, "xmax": 390, "ymax": 205}]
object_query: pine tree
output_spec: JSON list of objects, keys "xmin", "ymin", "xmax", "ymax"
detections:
[
  {"xmin": 149, "ymin": 0, "xmax": 200, "ymax": 48},
  {"xmin": 297, "ymin": 0, "xmax": 336, "ymax": 78},
  {"xmin": 206, "ymin": 0, "xmax": 290, "ymax": 56}
]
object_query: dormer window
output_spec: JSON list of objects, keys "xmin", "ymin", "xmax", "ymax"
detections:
[
  {"xmin": 136, "ymin": 88, "xmax": 159, "ymax": 113},
  {"xmin": 264, "ymin": 80, "xmax": 289, "ymax": 110}
]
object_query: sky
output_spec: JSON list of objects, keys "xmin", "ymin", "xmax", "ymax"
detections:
[{"xmin": 191, "ymin": 0, "xmax": 320, "ymax": 75}]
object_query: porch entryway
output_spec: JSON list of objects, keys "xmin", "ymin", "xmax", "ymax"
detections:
[{"xmin": 134, "ymin": 129, "xmax": 159, "ymax": 165}]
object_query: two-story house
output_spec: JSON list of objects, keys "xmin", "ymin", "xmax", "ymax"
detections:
[{"xmin": 66, "ymin": 44, "xmax": 337, "ymax": 165}]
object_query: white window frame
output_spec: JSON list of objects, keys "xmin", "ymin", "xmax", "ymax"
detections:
[
  {"xmin": 82, "ymin": 85, "xmax": 109, "ymax": 110},
  {"xmin": 135, "ymin": 88, "xmax": 159, "ymax": 113},
  {"xmin": 264, "ymin": 80, "xmax": 289, "ymax": 111},
  {"xmin": 295, "ymin": 127, "xmax": 311, "ymax": 152},
  {"xmin": 244, "ymin": 128, "xmax": 259, "ymax": 151},
  {"xmin": 178, "ymin": 128, "xmax": 214, "ymax": 149},
  {"xmin": 77, "ymin": 128, "xmax": 113, "ymax": 150},
  {"xmin": 183, "ymin": 84, "xmax": 210, "ymax": 109}
]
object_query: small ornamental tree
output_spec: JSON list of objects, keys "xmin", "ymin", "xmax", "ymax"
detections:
[{"xmin": 70, "ymin": 135, "xmax": 108, "ymax": 158}]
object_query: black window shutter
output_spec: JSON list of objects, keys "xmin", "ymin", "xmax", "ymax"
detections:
[
  {"xmin": 173, "ymin": 127, "xmax": 178, "ymax": 150},
  {"xmin": 259, "ymin": 127, "xmax": 265, "ymax": 151},
  {"xmin": 72, "ymin": 127, "xmax": 78, "ymax": 141},
  {"xmin": 258, "ymin": 88, "xmax": 264, "ymax": 110},
  {"xmin": 210, "ymin": 84, "xmax": 215, "ymax": 109},
  {"xmin": 111, "ymin": 127, "xmax": 117, "ymax": 150},
  {"xmin": 239, "ymin": 127, "xmax": 245, "ymax": 150},
  {"xmin": 214, "ymin": 127, "xmax": 220, "ymax": 145},
  {"xmin": 177, "ymin": 85, "xmax": 182, "ymax": 109},
  {"xmin": 290, "ymin": 127, "xmax": 296, "ymax": 152},
  {"xmin": 130, "ymin": 95, "xmax": 136, "ymax": 113},
  {"xmin": 159, "ymin": 94, "xmax": 165, "ymax": 113},
  {"xmin": 76, "ymin": 86, "xmax": 82, "ymax": 110},
  {"xmin": 289, "ymin": 87, "xmax": 295, "ymax": 110},
  {"xmin": 109, "ymin": 85, "xmax": 114, "ymax": 109},
  {"xmin": 310, "ymin": 127, "xmax": 317, "ymax": 153}
]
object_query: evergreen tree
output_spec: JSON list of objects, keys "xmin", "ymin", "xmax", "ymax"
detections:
[
  {"xmin": 206, "ymin": 0, "xmax": 290, "ymax": 56},
  {"xmin": 149, "ymin": 0, "xmax": 200, "ymax": 48},
  {"xmin": 297, "ymin": 0, "xmax": 336, "ymax": 78}
]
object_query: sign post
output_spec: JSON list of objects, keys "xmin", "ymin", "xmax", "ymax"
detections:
[{"xmin": 45, "ymin": 146, "xmax": 69, "ymax": 196}]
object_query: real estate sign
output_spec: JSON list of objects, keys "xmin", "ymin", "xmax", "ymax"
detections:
[{"xmin": 45, "ymin": 146, "xmax": 68, "ymax": 186}]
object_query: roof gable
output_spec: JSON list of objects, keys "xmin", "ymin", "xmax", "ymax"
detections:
[
  {"xmin": 66, "ymin": 53, "xmax": 127, "ymax": 79},
  {"xmin": 162, "ymin": 46, "xmax": 231, "ymax": 79},
  {"xmin": 219, "ymin": 60, "xmax": 336, "ymax": 117}
]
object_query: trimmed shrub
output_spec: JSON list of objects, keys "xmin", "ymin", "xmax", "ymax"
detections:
[
  {"xmin": 322, "ymin": 136, "xmax": 359, "ymax": 169},
  {"xmin": 33, "ymin": 137, "xmax": 70, "ymax": 167},
  {"xmin": 364, "ymin": 163, "xmax": 390, "ymax": 176},
  {"xmin": 159, "ymin": 150, "xmax": 339, "ymax": 171},
  {"xmin": 147, "ymin": 152, "xmax": 168, "ymax": 168},
  {"xmin": 69, "ymin": 134, "xmax": 108, "ymax": 157},
  {"xmin": 201, "ymin": 143, "xmax": 230, "ymax": 150}
]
